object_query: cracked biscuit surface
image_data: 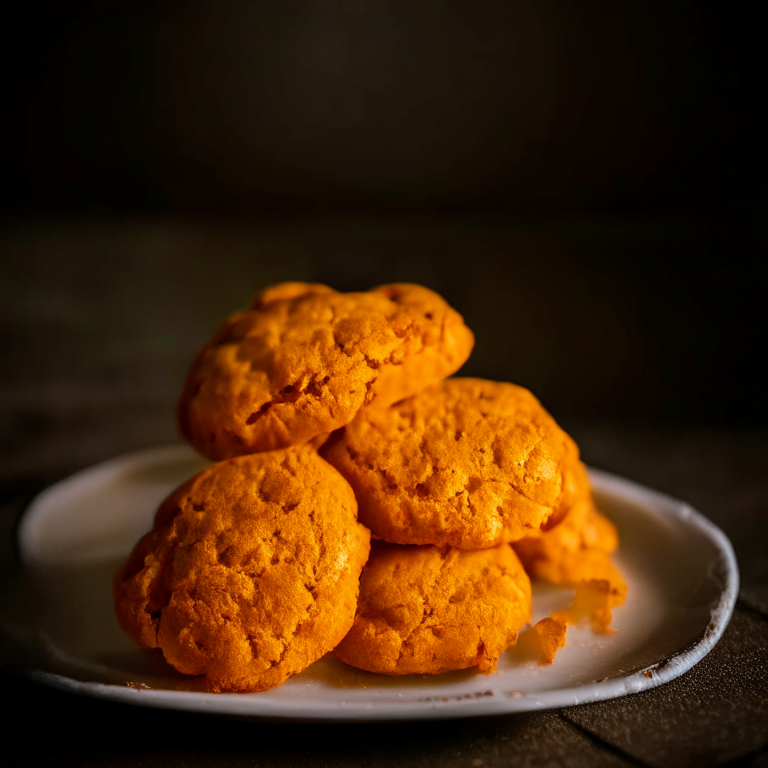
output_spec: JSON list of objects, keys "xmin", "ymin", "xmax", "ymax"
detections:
[
  {"xmin": 322, "ymin": 378, "xmax": 579, "ymax": 549},
  {"xmin": 514, "ymin": 461, "xmax": 618, "ymax": 562},
  {"xmin": 513, "ymin": 460, "xmax": 625, "ymax": 596},
  {"xmin": 178, "ymin": 282, "xmax": 474, "ymax": 460},
  {"xmin": 334, "ymin": 542, "xmax": 531, "ymax": 675},
  {"xmin": 113, "ymin": 447, "xmax": 370, "ymax": 692}
]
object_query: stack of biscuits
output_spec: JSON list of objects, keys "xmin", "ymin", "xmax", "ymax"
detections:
[{"xmin": 113, "ymin": 282, "xmax": 625, "ymax": 692}]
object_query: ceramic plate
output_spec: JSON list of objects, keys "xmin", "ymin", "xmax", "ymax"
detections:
[{"xmin": 1, "ymin": 445, "xmax": 738, "ymax": 721}]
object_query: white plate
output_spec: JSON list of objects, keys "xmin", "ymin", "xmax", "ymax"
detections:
[{"xmin": 1, "ymin": 445, "xmax": 738, "ymax": 721}]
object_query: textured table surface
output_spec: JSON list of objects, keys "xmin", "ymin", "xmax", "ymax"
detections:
[{"xmin": 1, "ymin": 219, "xmax": 765, "ymax": 767}]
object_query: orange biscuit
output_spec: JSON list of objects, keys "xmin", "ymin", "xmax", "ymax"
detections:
[
  {"xmin": 335, "ymin": 542, "xmax": 531, "ymax": 675},
  {"xmin": 513, "ymin": 460, "xmax": 623, "ymax": 589},
  {"xmin": 514, "ymin": 461, "xmax": 618, "ymax": 562},
  {"xmin": 178, "ymin": 283, "xmax": 474, "ymax": 460},
  {"xmin": 113, "ymin": 447, "xmax": 370, "ymax": 693},
  {"xmin": 513, "ymin": 460, "xmax": 627, "ymax": 643},
  {"xmin": 322, "ymin": 378, "xmax": 580, "ymax": 549}
]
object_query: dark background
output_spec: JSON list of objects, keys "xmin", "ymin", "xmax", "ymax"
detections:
[
  {"xmin": 2, "ymin": 2, "xmax": 765, "ymax": 433},
  {"xmin": 1, "ymin": 1, "xmax": 766, "ymax": 487},
  {"xmin": 3, "ymin": 2, "xmax": 764, "ymax": 217},
  {"xmin": 1, "ymin": 6, "xmax": 767, "ymax": 767}
]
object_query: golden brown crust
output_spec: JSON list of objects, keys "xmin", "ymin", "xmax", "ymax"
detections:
[
  {"xmin": 178, "ymin": 283, "xmax": 474, "ymax": 460},
  {"xmin": 253, "ymin": 282, "xmax": 335, "ymax": 307},
  {"xmin": 113, "ymin": 448, "xmax": 370, "ymax": 692},
  {"xmin": 512, "ymin": 459, "xmax": 621, "ymax": 580},
  {"xmin": 334, "ymin": 542, "xmax": 531, "ymax": 675},
  {"xmin": 321, "ymin": 378, "xmax": 579, "ymax": 549}
]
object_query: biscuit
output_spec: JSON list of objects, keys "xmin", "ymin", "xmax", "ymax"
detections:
[
  {"xmin": 178, "ymin": 283, "xmax": 474, "ymax": 460},
  {"xmin": 113, "ymin": 447, "xmax": 370, "ymax": 693},
  {"xmin": 334, "ymin": 542, "xmax": 531, "ymax": 675},
  {"xmin": 514, "ymin": 460, "xmax": 618, "ymax": 563},
  {"xmin": 513, "ymin": 459, "xmax": 627, "ymax": 639},
  {"xmin": 512, "ymin": 460, "xmax": 623, "ymax": 590},
  {"xmin": 321, "ymin": 378, "xmax": 579, "ymax": 549}
]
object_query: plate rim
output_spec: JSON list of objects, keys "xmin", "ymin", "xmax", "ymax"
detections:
[{"xmin": 8, "ymin": 446, "xmax": 740, "ymax": 721}]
